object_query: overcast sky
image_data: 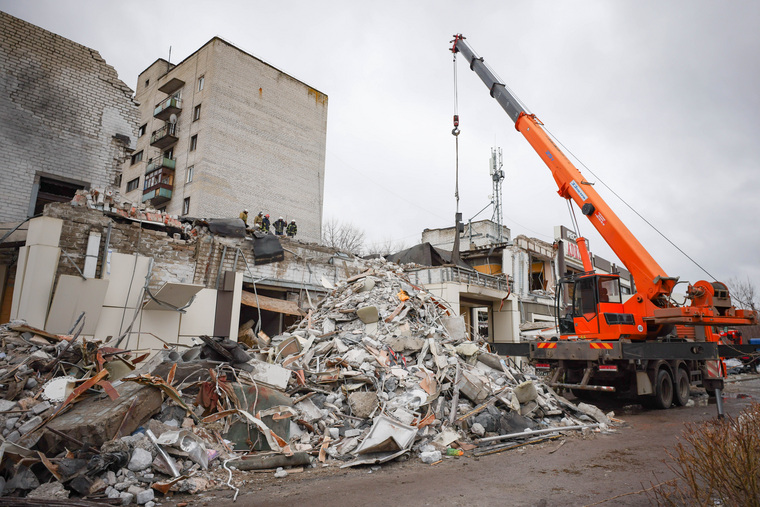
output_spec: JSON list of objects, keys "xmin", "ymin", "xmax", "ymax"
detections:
[{"xmin": 3, "ymin": 1, "xmax": 759, "ymax": 295}]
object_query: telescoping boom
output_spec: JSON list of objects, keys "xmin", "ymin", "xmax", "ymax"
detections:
[{"xmin": 450, "ymin": 34, "xmax": 756, "ymax": 342}]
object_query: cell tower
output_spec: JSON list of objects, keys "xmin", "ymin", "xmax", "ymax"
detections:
[{"xmin": 490, "ymin": 147, "xmax": 505, "ymax": 243}]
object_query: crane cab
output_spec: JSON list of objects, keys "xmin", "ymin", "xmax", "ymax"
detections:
[{"xmin": 557, "ymin": 273, "xmax": 642, "ymax": 341}]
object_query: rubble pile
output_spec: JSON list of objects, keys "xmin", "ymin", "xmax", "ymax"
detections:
[
  {"xmin": 70, "ymin": 187, "xmax": 188, "ymax": 234},
  {"xmin": 258, "ymin": 259, "xmax": 612, "ymax": 467},
  {"xmin": 0, "ymin": 259, "xmax": 612, "ymax": 504}
]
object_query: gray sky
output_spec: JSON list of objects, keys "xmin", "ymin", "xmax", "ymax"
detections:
[{"xmin": 3, "ymin": 1, "xmax": 759, "ymax": 294}]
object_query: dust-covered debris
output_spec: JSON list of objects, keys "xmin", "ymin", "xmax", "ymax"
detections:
[{"xmin": 0, "ymin": 258, "xmax": 614, "ymax": 504}]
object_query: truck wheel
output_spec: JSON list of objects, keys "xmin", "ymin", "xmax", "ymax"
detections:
[
  {"xmin": 653, "ymin": 369, "xmax": 674, "ymax": 409},
  {"xmin": 673, "ymin": 368, "xmax": 690, "ymax": 406}
]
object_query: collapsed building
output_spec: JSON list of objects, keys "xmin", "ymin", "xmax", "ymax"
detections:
[
  {"xmin": 0, "ymin": 199, "xmax": 613, "ymax": 502},
  {"xmin": 421, "ymin": 220, "xmax": 633, "ymax": 341}
]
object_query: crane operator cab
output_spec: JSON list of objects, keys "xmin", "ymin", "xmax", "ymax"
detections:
[{"xmin": 556, "ymin": 273, "xmax": 632, "ymax": 340}]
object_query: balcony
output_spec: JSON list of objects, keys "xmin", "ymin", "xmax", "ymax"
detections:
[
  {"xmin": 153, "ymin": 96, "xmax": 182, "ymax": 121},
  {"xmin": 150, "ymin": 123, "xmax": 178, "ymax": 149},
  {"xmin": 142, "ymin": 167, "xmax": 175, "ymax": 205},
  {"xmin": 145, "ymin": 156, "xmax": 176, "ymax": 173},
  {"xmin": 158, "ymin": 77, "xmax": 184, "ymax": 95}
]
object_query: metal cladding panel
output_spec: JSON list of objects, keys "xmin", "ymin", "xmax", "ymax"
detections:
[
  {"xmin": 26, "ymin": 217, "xmax": 63, "ymax": 247},
  {"xmin": 16, "ymin": 245, "xmax": 60, "ymax": 328},
  {"xmin": 179, "ymin": 288, "xmax": 217, "ymax": 336},
  {"xmin": 139, "ymin": 310, "xmax": 181, "ymax": 348},
  {"xmin": 143, "ymin": 283, "xmax": 204, "ymax": 311},
  {"xmin": 45, "ymin": 275, "xmax": 109, "ymax": 335},
  {"xmin": 102, "ymin": 252, "xmax": 151, "ymax": 308}
]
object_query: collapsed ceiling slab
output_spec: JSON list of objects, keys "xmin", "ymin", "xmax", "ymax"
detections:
[{"xmin": 240, "ymin": 290, "xmax": 304, "ymax": 316}]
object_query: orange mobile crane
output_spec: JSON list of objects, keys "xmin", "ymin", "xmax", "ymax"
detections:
[{"xmin": 451, "ymin": 34, "xmax": 758, "ymax": 410}]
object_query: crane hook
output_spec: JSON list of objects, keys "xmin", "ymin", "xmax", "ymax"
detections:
[{"xmin": 452, "ymin": 114, "xmax": 460, "ymax": 136}]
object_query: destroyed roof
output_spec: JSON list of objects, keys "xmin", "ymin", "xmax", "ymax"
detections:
[{"xmin": 386, "ymin": 242, "xmax": 472, "ymax": 269}]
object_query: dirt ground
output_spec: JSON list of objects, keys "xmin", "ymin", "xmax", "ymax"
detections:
[{"xmin": 161, "ymin": 376, "xmax": 760, "ymax": 507}]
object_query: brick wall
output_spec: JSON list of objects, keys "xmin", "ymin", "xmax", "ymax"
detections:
[
  {"xmin": 0, "ymin": 11, "xmax": 139, "ymax": 222},
  {"xmin": 42, "ymin": 203, "xmax": 262, "ymax": 295}
]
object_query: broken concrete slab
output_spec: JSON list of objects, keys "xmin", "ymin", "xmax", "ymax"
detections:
[
  {"xmin": 348, "ymin": 391, "xmax": 378, "ymax": 419},
  {"xmin": 356, "ymin": 306, "xmax": 379, "ymax": 324},
  {"xmin": 40, "ymin": 382, "xmax": 163, "ymax": 453},
  {"xmin": 247, "ymin": 359, "xmax": 292, "ymax": 390},
  {"xmin": 513, "ymin": 380, "xmax": 538, "ymax": 403}
]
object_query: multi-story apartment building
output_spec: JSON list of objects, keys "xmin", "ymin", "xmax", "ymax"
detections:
[{"xmin": 120, "ymin": 37, "xmax": 328, "ymax": 243}]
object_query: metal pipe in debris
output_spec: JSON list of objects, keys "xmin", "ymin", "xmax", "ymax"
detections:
[{"xmin": 475, "ymin": 423, "xmax": 599, "ymax": 445}]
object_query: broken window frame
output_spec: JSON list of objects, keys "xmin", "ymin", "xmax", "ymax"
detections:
[{"xmin": 131, "ymin": 150, "xmax": 143, "ymax": 165}]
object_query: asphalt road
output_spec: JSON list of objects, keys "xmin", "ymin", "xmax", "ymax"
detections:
[{"xmin": 164, "ymin": 375, "xmax": 760, "ymax": 507}]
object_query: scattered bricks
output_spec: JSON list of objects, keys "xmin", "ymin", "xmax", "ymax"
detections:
[
  {"xmin": 119, "ymin": 492, "xmax": 135, "ymax": 505},
  {"xmin": 0, "ymin": 399, "xmax": 17, "ymax": 412},
  {"xmin": 18, "ymin": 415, "xmax": 42, "ymax": 434},
  {"xmin": 32, "ymin": 400, "xmax": 52, "ymax": 415},
  {"xmin": 135, "ymin": 488, "xmax": 155, "ymax": 505},
  {"xmin": 127, "ymin": 448, "xmax": 153, "ymax": 472},
  {"xmin": 27, "ymin": 481, "xmax": 69, "ymax": 499}
]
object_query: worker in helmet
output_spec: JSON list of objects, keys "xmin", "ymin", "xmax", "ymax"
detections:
[
  {"xmin": 273, "ymin": 216, "xmax": 287, "ymax": 236},
  {"xmin": 262, "ymin": 214, "xmax": 271, "ymax": 233},
  {"xmin": 286, "ymin": 219, "xmax": 297, "ymax": 237},
  {"xmin": 253, "ymin": 211, "xmax": 264, "ymax": 230},
  {"xmin": 239, "ymin": 209, "xmax": 249, "ymax": 226}
]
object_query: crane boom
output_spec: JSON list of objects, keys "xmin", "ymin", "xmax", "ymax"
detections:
[
  {"xmin": 451, "ymin": 34, "xmax": 673, "ymax": 300},
  {"xmin": 451, "ymin": 34, "xmax": 756, "ymax": 340}
]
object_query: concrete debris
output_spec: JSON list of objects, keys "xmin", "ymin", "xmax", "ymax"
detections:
[{"xmin": 0, "ymin": 258, "xmax": 617, "ymax": 504}]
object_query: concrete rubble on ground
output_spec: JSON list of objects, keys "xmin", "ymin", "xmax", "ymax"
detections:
[{"xmin": 0, "ymin": 258, "xmax": 615, "ymax": 503}]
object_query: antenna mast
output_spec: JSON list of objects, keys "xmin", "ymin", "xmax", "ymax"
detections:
[{"xmin": 490, "ymin": 147, "xmax": 505, "ymax": 243}]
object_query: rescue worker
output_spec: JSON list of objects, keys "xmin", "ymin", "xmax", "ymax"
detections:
[
  {"xmin": 286, "ymin": 219, "xmax": 297, "ymax": 237},
  {"xmin": 239, "ymin": 209, "xmax": 249, "ymax": 226},
  {"xmin": 262, "ymin": 214, "xmax": 271, "ymax": 233},
  {"xmin": 253, "ymin": 211, "xmax": 264, "ymax": 230},
  {"xmin": 273, "ymin": 216, "xmax": 286, "ymax": 236}
]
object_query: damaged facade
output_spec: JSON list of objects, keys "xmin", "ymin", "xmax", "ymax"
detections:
[
  {"xmin": 120, "ymin": 37, "xmax": 328, "ymax": 243},
  {"xmin": 0, "ymin": 11, "xmax": 139, "ymax": 222},
  {"xmin": 0, "ymin": 229, "xmax": 613, "ymax": 502},
  {"xmin": 420, "ymin": 220, "xmax": 633, "ymax": 341},
  {"xmin": 9, "ymin": 202, "xmax": 362, "ymax": 352}
]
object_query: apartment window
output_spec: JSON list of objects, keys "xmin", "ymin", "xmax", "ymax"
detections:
[
  {"xmin": 193, "ymin": 104, "xmax": 201, "ymax": 121},
  {"xmin": 190, "ymin": 135, "xmax": 198, "ymax": 151},
  {"xmin": 186, "ymin": 165, "xmax": 194, "ymax": 183},
  {"xmin": 182, "ymin": 197, "xmax": 190, "ymax": 215},
  {"xmin": 138, "ymin": 124, "xmax": 146, "ymax": 137},
  {"xmin": 164, "ymin": 147, "xmax": 174, "ymax": 159},
  {"xmin": 198, "ymin": 75, "xmax": 204, "ymax": 91},
  {"xmin": 126, "ymin": 177, "xmax": 140, "ymax": 192},
  {"xmin": 114, "ymin": 174, "xmax": 123, "ymax": 188},
  {"xmin": 131, "ymin": 150, "xmax": 143, "ymax": 165}
]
